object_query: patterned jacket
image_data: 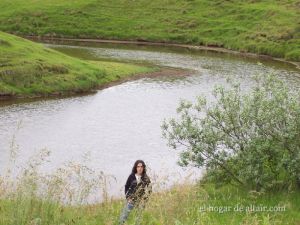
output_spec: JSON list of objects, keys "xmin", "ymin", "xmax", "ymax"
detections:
[{"xmin": 124, "ymin": 172, "xmax": 152, "ymax": 204}]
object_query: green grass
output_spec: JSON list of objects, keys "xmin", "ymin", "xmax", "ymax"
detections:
[
  {"xmin": 0, "ymin": 0, "xmax": 299, "ymax": 61},
  {"xmin": 0, "ymin": 181, "xmax": 299, "ymax": 225},
  {"xmin": 0, "ymin": 31, "xmax": 156, "ymax": 98}
]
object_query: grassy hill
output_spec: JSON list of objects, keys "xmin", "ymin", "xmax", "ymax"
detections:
[
  {"xmin": 0, "ymin": 0, "xmax": 299, "ymax": 61},
  {"xmin": 0, "ymin": 31, "xmax": 155, "ymax": 98}
]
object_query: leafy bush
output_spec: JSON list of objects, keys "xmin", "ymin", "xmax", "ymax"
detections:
[{"xmin": 162, "ymin": 73, "xmax": 300, "ymax": 191}]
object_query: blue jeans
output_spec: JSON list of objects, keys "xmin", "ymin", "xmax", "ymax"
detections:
[
  {"xmin": 119, "ymin": 200, "xmax": 135, "ymax": 225},
  {"xmin": 119, "ymin": 199, "xmax": 146, "ymax": 225}
]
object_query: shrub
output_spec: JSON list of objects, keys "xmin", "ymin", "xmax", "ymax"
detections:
[{"xmin": 162, "ymin": 72, "xmax": 300, "ymax": 191}]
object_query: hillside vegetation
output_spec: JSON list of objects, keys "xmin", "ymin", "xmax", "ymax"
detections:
[
  {"xmin": 0, "ymin": 0, "xmax": 299, "ymax": 61},
  {"xmin": 0, "ymin": 31, "xmax": 155, "ymax": 98}
]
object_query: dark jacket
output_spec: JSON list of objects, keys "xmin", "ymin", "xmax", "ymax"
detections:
[{"xmin": 125, "ymin": 172, "xmax": 152, "ymax": 203}]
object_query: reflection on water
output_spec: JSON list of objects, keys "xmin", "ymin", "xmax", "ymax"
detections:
[{"xmin": 0, "ymin": 41, "xmax": 300, "ymax": 201}]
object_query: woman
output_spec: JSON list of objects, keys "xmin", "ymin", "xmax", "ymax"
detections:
[{"xmin": 119, "ymin": 159, "xmax": 152, "ymax": 225}]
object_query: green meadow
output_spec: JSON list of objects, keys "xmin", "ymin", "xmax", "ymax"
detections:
[
  {"xmin": 0, "ymin": 0, "xmax": 299, "ymax": 61},
  {"xmin": 0, "ymin": 31, "xmax": 156, "ymax": 97}
]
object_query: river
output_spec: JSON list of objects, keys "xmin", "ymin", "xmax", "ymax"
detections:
[{"xmin": 1, "ymin": 40, "xmax": 299, "ymax": 202}]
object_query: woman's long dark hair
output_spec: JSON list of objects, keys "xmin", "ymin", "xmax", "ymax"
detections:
[{"xmin": 131, "ymin": 159, "xmax": 147, "ymax": 176}]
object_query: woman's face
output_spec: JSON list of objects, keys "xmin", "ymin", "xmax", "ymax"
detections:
[{"xmin": 136, "ymin": 163, "xmax": 144, "ymax": 175}]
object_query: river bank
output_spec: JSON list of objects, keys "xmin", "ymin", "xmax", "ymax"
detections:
[
  {"xmin": 1, "ymin": 31, "xmax": 188, "ymax": 101},
  {"xmin": 0, "ymin": 179, "xmax": 299, "ymax": 225},
  {"xmin": 25, "ymin": 35, "xmax": 300, "ymax": 70}
]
